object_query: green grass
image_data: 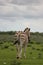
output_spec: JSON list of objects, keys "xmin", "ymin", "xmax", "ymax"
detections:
[{"xmin": 0, "ymin": 42, "xmax": 43, "ymax": 65}]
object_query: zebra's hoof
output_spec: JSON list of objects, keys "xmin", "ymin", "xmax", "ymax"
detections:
[{"xmin": 17, "ymin": 57, "xmax": 19, "ymax": 59}]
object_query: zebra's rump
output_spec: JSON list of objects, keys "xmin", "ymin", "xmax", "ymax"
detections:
[
  {"xmin": 14, "ymin": 30, "xmax": 29, "ymax": 44},
  {"xmin": 20, "ymin": 33, "xmax": 28, "ymax": 42}
]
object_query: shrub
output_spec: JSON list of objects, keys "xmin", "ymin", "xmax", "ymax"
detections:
[
  {"xmin": 32, "ymin": 47, "xmax": 35, "ymax": 50},
  {"xmin": 38, "ymin": 53, "xmax": 42, "ymax": 59},
  {"xmin": 4, "ymin": 45, "xmax": 9, "ymax": 48},
  {"xmin": 36, "ymin": 48, "xmax": 40, "ymax": 51},
  {"xmin": 41, "ymin": 49, "xmax": 43, "ymax": 51},
  {"xmin": 3, "ymin": 43, "xmax": 9, "ymax": 49},
  {"xmin": 30, "ymin": 41, "xmax": 34, "ymax": 44},
  {"xmin": 0, "ymin": 41, "xmax": 4, "ymax": 45},
  {"xmin": 30, "ymin": 41, "xmax": 35, "ymax": 44},
  {"xmin": 30, "ymin": 52, "xmax": 32, "ymax": 54},
  {"xmin": 27, "ymin": 44, "xmax": 32, "ymax": 47}
]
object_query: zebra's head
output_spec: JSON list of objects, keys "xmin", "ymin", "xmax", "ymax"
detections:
[
  {"xmin": 24, "ymin": 27, "xmax": 30, "ymax": 42},
  {"xmin": 24, "ymin": 27, "xmax": 30, "ymax": 34}
]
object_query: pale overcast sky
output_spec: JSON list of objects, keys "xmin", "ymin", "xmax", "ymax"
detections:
[{"xmin": 0, "ymin": 0, "xmax": 43, "ymax": 32}]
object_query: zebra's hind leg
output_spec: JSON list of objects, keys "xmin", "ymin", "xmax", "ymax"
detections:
[
  {"xmin": 18, "ymin": 45, "xmax": 22, "ymax": 59},
  {"xmin": 16, "ymin": 43, "xmax": 22, "ymax": 59},
  {"xmin": 24, "ymin": 44, "xmax": 27, "ymax": 59},
  {"xmin": 16, "ymin": 43, "xmax": 20, "ymax": 59}
]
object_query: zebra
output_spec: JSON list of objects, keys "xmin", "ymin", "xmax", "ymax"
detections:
[{"xmin": 14, "ymin": 27, "xmax": 30, "ymax": 59}]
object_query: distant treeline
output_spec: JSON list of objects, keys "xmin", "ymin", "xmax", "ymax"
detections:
[
  {"xmin": 0, "ymin": 31, "xmax": 43, "ymax": 36},
  {"xmin": 31, "ymin": 32, "xmax": 43, "ymax": 36},
  {"xmin": 0, "ymin": 31, "xmax": 43, "ymax": 43},
  {"xmin": 0, "ymin": 31, "xmax": 16, "ymax": 35}
]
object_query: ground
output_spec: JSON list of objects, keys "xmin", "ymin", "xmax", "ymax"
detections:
[{"xmin": 0, "ymin": 42, "xmax": 43, "ymax": 65}]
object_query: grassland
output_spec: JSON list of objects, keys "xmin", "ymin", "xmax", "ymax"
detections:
[
  {"xmin": 0, "ymin": 42, "xmax": 43, "ymax": 65},
  {"xmin": 0, "ymin": 32, "xmax": 43, "ymax": 65}
]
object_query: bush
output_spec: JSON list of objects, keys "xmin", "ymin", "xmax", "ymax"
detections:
[
  {"xmin": 30, "ymin": 41, "xmax": 34, "ymax": 44},
  {"xmin": 38, "ymin": 53, "xmax": 42, "ymax": 59},
  {"xmin": 36, "ymin": 48, "xmax": 40, "ymax": 51},
  {"xmin": 27, "ymin": 44, "xmax": 32, "ymax": 47},
  {"xmin": 41, "ymin": 49, "xmax": 43, "ymax": 51},
  {"xmin": 1, "ymin": 44, "xmax": 9, "ymax": 49},
  {"xmin": 30, "ymin": 41, "xmax": 35, "ymax": 44},
  {"xmin": 4, "ymin": 45, "xmax": 9, "ymax": 48},
  {"xmin": 0, "ymin": 41, "xmax": 4, "ymax": 45},
  {"xmin": 32, "ymin": 47, "xmax": 35, "ymax": 50},
  {"xmin": 3, "ymin": 43, "xmax": 9, "ymax": 49},
  {"xmin": 30, "ymin": 52, "xmax": 32, "ymax": 54}
]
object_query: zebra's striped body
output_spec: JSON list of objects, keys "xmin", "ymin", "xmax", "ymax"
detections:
[{"xmin": 14, "ymin": 28, "xmax": 30, "ymax": 59}]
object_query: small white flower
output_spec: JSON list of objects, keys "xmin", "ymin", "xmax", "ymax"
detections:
[{"xmin": 3, "ymin": 62, "xmax": 6, "ymax": 64}]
